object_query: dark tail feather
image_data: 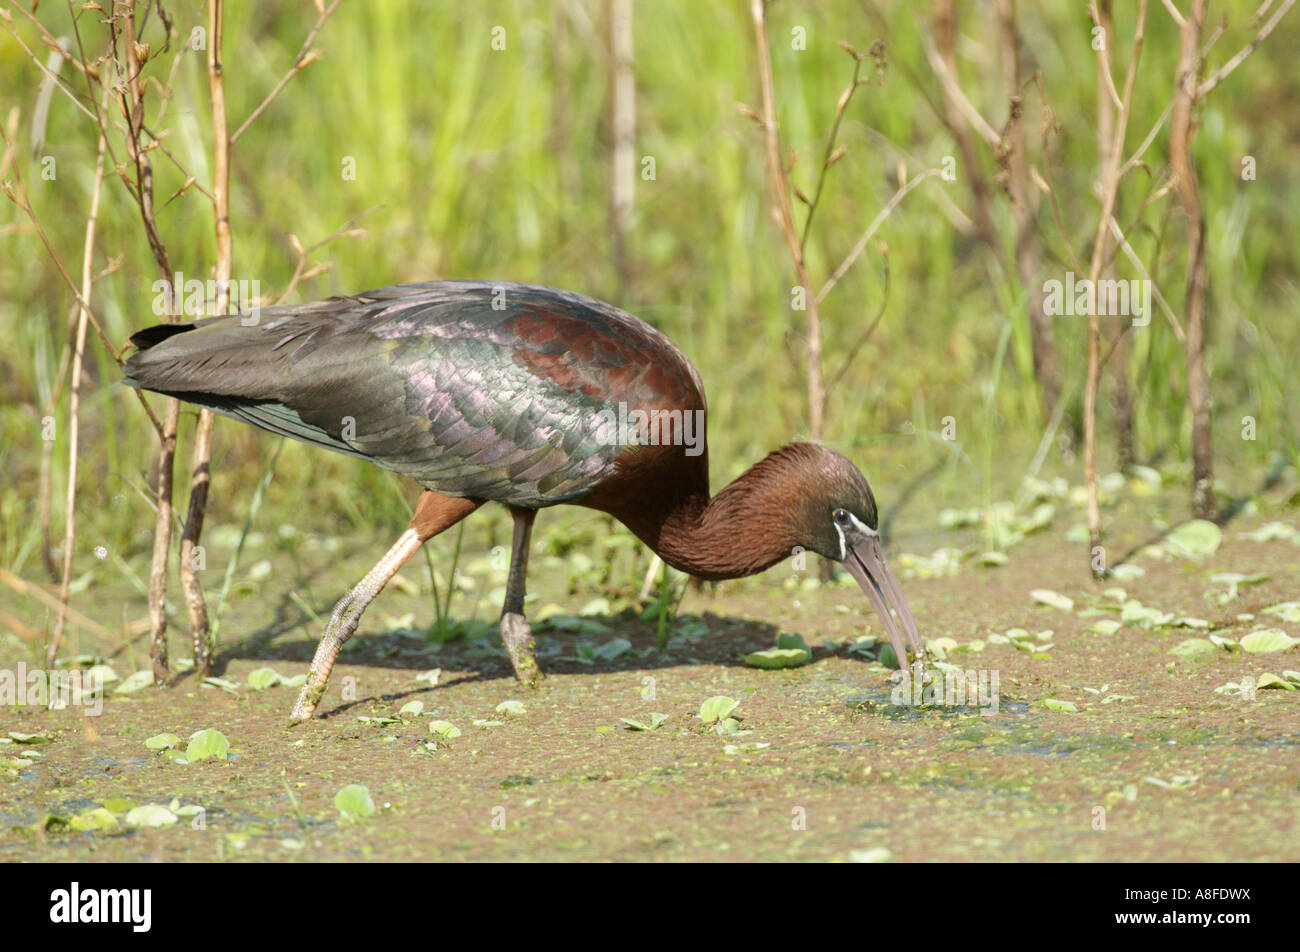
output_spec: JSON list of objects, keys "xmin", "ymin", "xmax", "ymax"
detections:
[
  {"xmin": 129, "ymin": 322, "xmax": 197, "ymax": 350},
  {"xmin": 121, "ymin": 317, "xmax": 365, "ymax": 460}
]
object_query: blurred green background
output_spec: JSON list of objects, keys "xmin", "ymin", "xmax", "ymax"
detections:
[{"xmin": 2, "ymin": 1, "xmax": 1298, "ymax": 620}]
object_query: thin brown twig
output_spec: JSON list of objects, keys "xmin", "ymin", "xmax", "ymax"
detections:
[
  {"xmin": 799, "ymin": 49, "xmax": 865, "ymax": 254},
  {"xmin": 827, "ymin": 243, "xmax": 891, "ymax": 392},
  {"xmin": 35, "ymin": 294, "xmax": 88, "ymax": 583},
  {"xmin": 1083, "ymin": 0, "xmax": 1147, "ymax": 574},
  {"xmin": 116, "ymin": 1, "xmax": 180, "ymax": 684},
  {"xmin": 1090, "ymin": 2, "xmax": 1125, "ymax": 111},
  {"xmin": 0, "ymin": 128, "xmax": 130, "ymax": 365},
  {"xmin": 0, "ymin": 568, "xmax": 118, "ymax": 641},
  {"xmin": 0, "ymin": 8, "xmax": 99, "ymax": 122},
  {"xmin": 1171, "ymin": 0, "xmax": 1215, "ymax": 518},
  {"xmin": 179, "ymin": 0, "xmax": 231, "ymax": 677},
  {"xmin": 921, "ymin": 23, "xmax": 1000, "ymax": 147},
  {"xmin": 230, "ymin": 0, "xmax": 339, "ymax": 144},
  {"xmin": 750, "ymin": 0, "xmax": 825, "ymax": 442},
  {"xmin": 817, "ymin": 168, "xmax": 939, "ymax": 303},
  {"xmin": 998, "ymin": 0, "xmax": 1060, "ymax": 418},
  {"xmin": 46, "ymin": 109, "xmax": 109, "ymax": 668},
  {"xmin": 1198, "ymin": 0, "xmax": 1294, "ymax": 97},
  {"xmin": 1034, "ymin": 101, "xmax": 1086, "ymax": 276}
]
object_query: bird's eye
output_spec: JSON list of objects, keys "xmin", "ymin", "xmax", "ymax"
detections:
[{"xmin": 833, "ymin": 508, "xmax": 850, "ymax": 526}]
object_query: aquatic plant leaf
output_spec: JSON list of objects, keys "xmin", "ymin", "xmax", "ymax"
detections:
[
  {"xmin": 334, "ymin": 783, "xmax": 376, "ymax": 820},
  {"xmin": 1164, "ymin": 520, "xmax": 1222, "ymax": 560},
  {"xmin": 1031, "ymin": 589, "xmax": 1074, "ymax": 611},
  {"xmin": 184, "ymin": 728, "xmax": 230, "ymax": 762},
  {"xmin": 698, "ymin": 696, "xmax": 739, "ymax": 724},
  {"xmin": 743, "ymin": 647, "xmax": 811, "ymax": 669}
]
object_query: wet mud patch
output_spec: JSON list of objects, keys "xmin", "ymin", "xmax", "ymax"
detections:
[{"xmin": 2, "ymin": 506, "xmax": 1298, "ymax": 862}]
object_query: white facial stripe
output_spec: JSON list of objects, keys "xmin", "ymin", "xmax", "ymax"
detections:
[
  {"xmin": 848, "ymin": 513, "xmax": 877, "ymax": 538},
  {"xmin": 833, "ymin": 523, "xmax": 847, "ymax": 561}
]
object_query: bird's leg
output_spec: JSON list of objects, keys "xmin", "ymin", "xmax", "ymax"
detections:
[
  {"xmin": 290, "ymin": 491, "xmax": 481, "ymax": 722},
  {"xmin": 500, "ymin": 506, "xmax": 543, "ymax": 686}
]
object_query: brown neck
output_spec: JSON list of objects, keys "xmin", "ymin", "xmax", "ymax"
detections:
[{"xmin": 606, "ymin": 455, "xmax": 803, "ymax": 581}]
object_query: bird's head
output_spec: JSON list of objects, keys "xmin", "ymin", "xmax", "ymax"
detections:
[{"xmin": 788, "ymin": 445, "xmax": 922, "ymax": 667}]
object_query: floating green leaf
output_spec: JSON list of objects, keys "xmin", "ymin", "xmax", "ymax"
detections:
[
  {"xmin": 70, "ymin": 807, "xmax": 119, "ymax": 832},
  {"xmin": 579, "ymin": 597, "xmax": 612, "ymax": 616},
  {"xmin": 399, "ymin": 700, "xmax": 425, "ymax": 716},
  {"xmin": 1163, "ymin": 520, "xmax": 1222, "ymax": 560},
  {"xmin": 743, "ymin": 647, "xmax": 811, "ymax": 669},
  {"xmin": 714, "ymin": 716, "xmax": 749, "ymax": 736},
  {"xmin": 144, "ymin": 732, "xmax": 181, "ymax": 750},
  {"xmin": 496, "ymin": 699, "xmax": 526, "ymax": 715},
  {"xmin": 1256, "ymin": 673, "xmax": 1297, "ymax": 690},
  {"xmin": 1109, "ymin": 564, "xmax": 1145, "ymax": 581},
  {"xmin": 125, "ymin": 804, "xmax": 178, "ymax": 828},
  {"xmin": 184, "ymin": 728, "xmax": 230, "ymax": 762},
  {"xmin": 1144, "ymin": 775, "xmax": 1199, "ymax": 790},
  {"xmin": 168, "ymin": 798, "xmax": 203, "ymax": 818},
  {"xmin": 84, "ymin": 664, "xmax": 118, "ymax": 684},
  {"xmin": 114, "ymin": 670, "xmax": 154, "ymax": 694},
  {"xmin": 201, "ymin": 676, "xmax": 241, "ymax": 694},
  {"xmin": 1041, "ymin": 698, "xmax": 1078, "ymax": 712},
  {"xmin": 1170, "ymin": 638, "xmax": 1218, "ymax": 657},
  {"xmin": 334, "ymin": 783, "xmax": 376, "ymax": 820},
  {"xmin": 776, "ymin": 631, "xmax": 812, "ymax": 655},
  {"xmin": 246, "ymin": 667, "xmax": 282, "ymax": 690},
  {"xmin": 1239, "ymin": 629, "xmax": 1299, "ymax": 654},
  {"xmin": 620, "ymin": 713, "xmax": 669, "ymax": 731},
  {"xmin": 698, "ymin": 696, "xmax": 739, "ymax": 724},
  {"xmin": 1262, "ymin": 602, "xmax": 1300, "ymax": 623},
  {"xmin": 1122, "ymin": 600, "xmax": 1175, "ymax": 628},
  {"xmin": 1031, "ymin": 589, "xmax": 1074, "ymax": 611},
  {"xmin": 1210, "ymin": 572, "xmax": 1271, "ymax": 604},
  {"xmin": 428, "ymin": 720, "xmax": 461, "ymax": 739},
  {"xmin": 1238, "ymin": 522, "xmax": 1296, "ymax": 542}
]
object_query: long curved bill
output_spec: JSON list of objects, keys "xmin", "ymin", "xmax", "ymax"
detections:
[{"xmin": 843, "ymin": 534, "xmax": 923, "ymax": 668}]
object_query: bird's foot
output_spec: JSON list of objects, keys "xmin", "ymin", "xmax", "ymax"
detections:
[
  {"xmin": 500, "ymin": 612, "xmax": 545, "ymax": 687},
  {"xmin": 289, "ymin": 679, "xmax": 327, "ymax": 725}
]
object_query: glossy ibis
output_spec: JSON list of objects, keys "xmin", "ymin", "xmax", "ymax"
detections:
[{"xmin": 123, "ymin": 281, "xmax": 922, "ymax": 721}]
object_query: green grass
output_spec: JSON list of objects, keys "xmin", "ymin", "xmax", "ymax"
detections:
[{"xmin": 2, "ymin": 1, "xmax": 1299, "ymax": 615}]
